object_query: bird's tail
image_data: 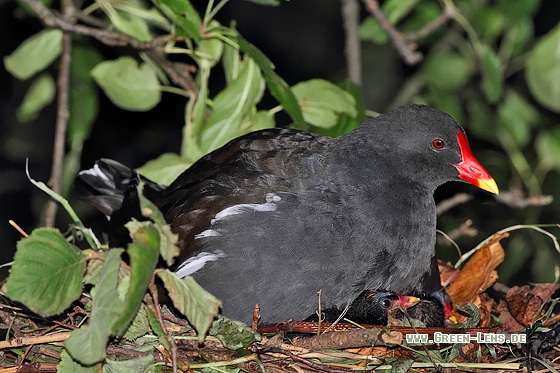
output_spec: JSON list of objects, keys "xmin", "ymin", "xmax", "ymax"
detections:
[{"xmin": 75, "ymin": 158, "xmax": 163, "ymax": 217}]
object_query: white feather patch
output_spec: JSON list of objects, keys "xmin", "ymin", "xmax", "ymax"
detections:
[
  {"xmin": 212, "ymin": 193, "xmax": 281, "ymax": 223},
  {"xmin": 79, "ymin": 164, "xmax": 111, "ymax": 182},
  {"xmin": 175, "ymin": 251, "xmax": 225, "ymax": 278},
  {"xmin": 194, "ymin": 229, "xmax": 221, "ymax": 239}
]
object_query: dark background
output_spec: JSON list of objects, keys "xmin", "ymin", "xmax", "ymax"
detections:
[{"xmin": 1, "ymin": 0, "xmax": 559, "ymax": 285}]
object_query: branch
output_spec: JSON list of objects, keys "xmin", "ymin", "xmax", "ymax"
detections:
[
  {"xmin": 361, "ymin": 0, "xmax": 423, "ymax": 65},
  {"xmin": 341, "ymin": 0, "xmax": 362, "ymax": 85},
  {"xmin": 144, "ymin": 50, "xmax": 199, "ymax": 95},
  {"xmin": 405, "ymin": 2, "xmax": 455, "ymax": 42},
  {"xmin": 436, "ymin": 192, "xmax": 473, "ymax": 216},
  {"xmin": 44, "ymin": 2, "xmax": 73, "ymax": 227},
  {"xmin": 19, "ymin": 0, "xmax": 178, "ymax": 50}
]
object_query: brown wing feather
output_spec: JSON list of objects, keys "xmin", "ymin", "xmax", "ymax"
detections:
[{"xmin": 154, "ymin": 128, "xmax": 328, "ymax": 261}]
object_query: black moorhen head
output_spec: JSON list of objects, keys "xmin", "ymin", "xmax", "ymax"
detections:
[
  {"xmin": 404, "ymin": 294, "xmax": 448, "ymax": 327},
  {"xmin": 306, "ymin": 290, "xmax": 420, "ymax": 325},
  {"xmin": 76, "ymin": 104, "xmax": 498, "ymax": 323}
]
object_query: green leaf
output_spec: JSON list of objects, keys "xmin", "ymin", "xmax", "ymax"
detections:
[
  {"xmin": 102, "ymin": 4, "xmax": 152, "ymax": 42},
  {"xmin": 479, "ymin": 45, "xmax": 503, "ymax": 103},
  {"xmin": 526, "ymin": 23, "xmax": 560, "ymax": 112},
  {"xmin": 505, "ymin": 17, "xmax": 534, "ymax": 58},
  {"xmin": 136, "ymin": 181, "xmax": 180, "ymax": 267},
  {"xmin": 156, "ymin": 270, "xmax": 221, "ymax": 343},
  {"xmin": 152, "ymin": 0, "xmax": 201, "ymax": 41},
  {"xmin": 222, "ymin": 43, "xmax": 241, "ymax": 84},
  {"xmin": 57, "ymin": 350, "xmax": 97, "ymax": 373},
  {"xmin": 425, "ymin": 87, "xmax": 464, "ymax": 124},
  {"xmin": 111, "ymin": 221, "xmax": 161, "ymax": 336},
  {"xmin": 103, "ymin": 354, "xmax": 154, "ymax": 373},
  {"xmin": 535, "ymin": 127, "xmax": 560, "ymax": 171},
  {"xmin": 237, "ymin": 35, "xmax": 305, "ymax": 128},
  {"xmin": 16, "ymin": 73, "xmax": 55, "ymax": 122},
  {"xmin": 123, "ymin": 305, "xmax": 151, "ymax": 341},
  {"xmin": 473, "ymin": 7, "xmax": 505, "ymax": 43},
  {"xmin": 65, "ymin": 249, "xmax": 124, "ymax": 366},
  {"xmin": 67, "ymin": 46, "xmax": 102, "ymax": 144},
  {"xmin": 5, "ymin": 228, "xmax": 85, "ymax": 317},
  {"xmin": 359, "ymin": 0, "xmax": 419, "ymax": 44},
  {"xmin": 197, "ymin": 33, "xmax": 224, "ymax": 68},
  {"xmin": 292, "ymin": 79, "xmax": 357, "ymax": 128},
  {"xmin": 359, "ymin": 16, "xmax": 388, "ymax": 44},
  {"xmin": 314, "ymin": 80, "xmax": 365, "ymax": 137},
  {"xmin": 243, "ymin": 110, "xmax": 275, "ymax": 134},
  {"xmin": 390, "ymin": 358, "xmax": 414, "ymax": 373},
  {"xmin": 497, "ymin": 90, "xmax": 539, "ymax": 147},
  {"xmin": 4, "ymin": 29, "xmax": 62, "ymax": 80},
  {"xmin": 91, "ymin": 56, "xmax": 161, "ymax": 111},
  {"xmin": 400, "ymin": 1, "xmax": 441, "ymax": 39},
  {"xmin": 497, "ymin": 0, "xmax": 540, "ymax": 23},
  {"xmin": 68, "ymin": 80, "xmax": 99, "ymax": 144},
  {"xmin": 146, "ymin": 306, "xmax": 165, "ymax": 338},
  {"xmin": 383, "ymin": 0, "xmax": 420, "ymax": 24},
  {"xmin": 420, "ymin": 51, "xmax": 471, "ymax": 90},
  {"xmin": 465, "ymin": 89, "xmax": 495, "ymax": 140},
  {"xmin": 209, "ymin": 316, "xmax": 261, "ymax": 350},
  {"xmin": 456, "ymin": 302, "xmax": 481, "ymax": 328},
  {"xmin": 137, "ymin": 152, "xmax": 191, "ymax": 185},
  {"xmin": 198, "ymin": 57, "xmax": 265, "ymax": 153}
]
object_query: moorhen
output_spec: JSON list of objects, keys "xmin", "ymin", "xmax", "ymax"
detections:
[
  {"xmin": 76, "ymin": 104, "xmax": 499, "ymax": 323},
  {"xmin": 305, "ymin": 289, "xmax": 421, "ymax": 325}
]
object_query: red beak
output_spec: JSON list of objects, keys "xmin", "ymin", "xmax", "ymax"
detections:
[{"xmin": 455, "ymin": 131, "xmax": 499, "ymax": 194}]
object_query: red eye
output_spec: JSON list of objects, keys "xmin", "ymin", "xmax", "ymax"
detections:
[{"xmin": 432, "ymin": 138, "xmax": 445, "ymax": 150}]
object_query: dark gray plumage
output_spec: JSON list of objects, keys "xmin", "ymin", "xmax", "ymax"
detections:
[{"xmin": 76, "ymin": 104, "xmax": 498, "ymax": 323}]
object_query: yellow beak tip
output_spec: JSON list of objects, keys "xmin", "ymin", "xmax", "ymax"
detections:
[{"xmin": 478, "ymin": 177, "xmax": 499, "ymax": 195}]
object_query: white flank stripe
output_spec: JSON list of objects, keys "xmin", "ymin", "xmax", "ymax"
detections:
[
  {"xmin": 175, "ymin": 251, "xmax": 225, "ymax": 278},
  {"xmin": 194, "ymin": 229, "xmax": 221, "ymax": 239},
  {"xmin": 212, "ymin": 193, "xmax": 281, "ymax": 223}
]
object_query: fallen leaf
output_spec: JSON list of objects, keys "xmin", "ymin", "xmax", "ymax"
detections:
[
  {"xmin": 478, "ymin": 293, "xmax": 496, "ymax": 327},
  {"xmin": 438, "ymin": 260, "xmax": 460, "ymax": 287},
  {"xmin": 497, "ymin": 299, "xmax": 524, "ymax": 332},
  {"xmin": 506, "ymin": 284, "xmax": 560, "ymax": 326},
  {"xmin": 447, "ymin": 232, "xmax": 507, "ymax": 321}
]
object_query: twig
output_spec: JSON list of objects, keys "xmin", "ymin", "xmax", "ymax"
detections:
[
  {"xmin": 19, "ymin": 0, "xmax": 172, "ymax": 49},
  {"xmin": 290, "ymin": 327, "xmax": 401, "ymax": 350},
  {"xmin": 0, "ymin": 362, "xmax": 58, "ymax": 373},
  {"xmin": 436, "ymin": 192, "xmax": 473, "ymax": 215},
  {"xmin": 44, "ymin": 28, "xmax": 72, "ymax": 227},
  {"xmin": 8, "ymin": 220, "xmax": 29, "ymax": 238},
  {"xmin": 495, "ymin": 189, "xmax": 553, "ymax": 209},
  {"xmin": 144, "ymin": 50, "xmax": 199, "ymax": 95},
  {"xmin": 148, "ymin": 284, "xmax": 179, "ymax": 373},
  {"xmin": 340, "ymin": 0, "xmax": 362, "ymax": 85},
  {"xmin": 405, "ymin": 1, "xmax": 455, "ymax": 41},
  {"xmin": 437, "ymin": 219, "xmax": 478, "ymax": 246},
  {"xmin": 361, "ymin": 0, "xmax": 423, "ymax": 65},
  {"xmin": 0, "ymin": 331, "xmax": 71, "ymax": 349}
]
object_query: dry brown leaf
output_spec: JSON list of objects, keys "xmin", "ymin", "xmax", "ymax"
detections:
[
  {"xmin": 450, "ymin": 342, "xmax": 480, "ymax": 363},
  {"xmin": 447, "ymin": 232, "xmax": 507, "ymax": 304},
  {"xmin": 497, "ymin": 299, "xmax": 524, "ymax": 332},
  {"xmin": 478, "ymin": 293, "xmax": 496, "ymax": 327},
  {"xmin": 506, "ymin": 283, "xmax": 560, "ymax": 326},
  {"xmin": 446, "ymin": 232, "xmax": 507, "ymax": 321},
  {"xmin": 437, "ymin": 260, "xmax": 460, "ymax": 287}
]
